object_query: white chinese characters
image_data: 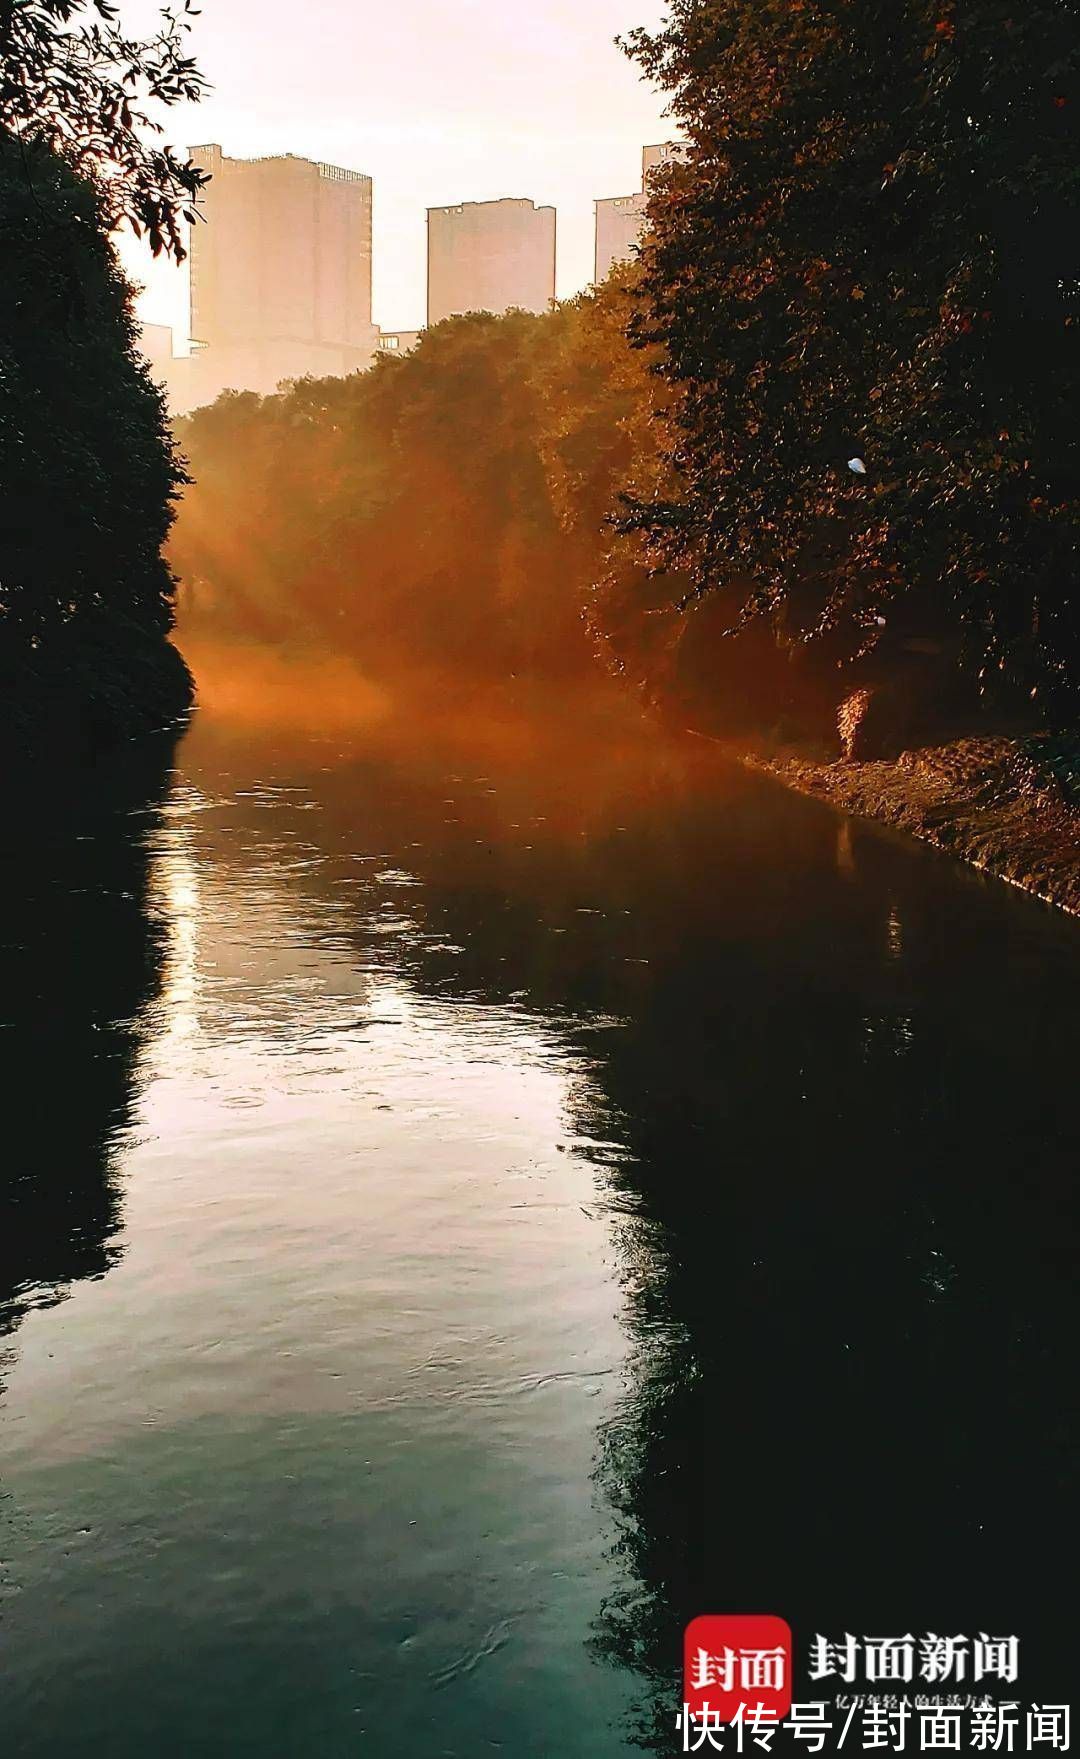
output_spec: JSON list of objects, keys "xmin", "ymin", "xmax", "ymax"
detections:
[
  {"xmin": 676, "ymin": 1700, "xmax": 1070, "ymax": 1755},
  {"xmin": 691, "ymin": 1646, "xmax": 789, "ymax": 1695},
  {"xmin": 808, "ymin": 1634, "xmax": 1019, "ymax": 1686}
]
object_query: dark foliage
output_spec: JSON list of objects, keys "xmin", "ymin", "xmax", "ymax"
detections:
[
  {"xmin": 0, "ymin": 131, "xmax": 191, "ymax": 741},
  {"xmin": 620, "ymin": 0, "xmax": 1080, "ymax": 725}
]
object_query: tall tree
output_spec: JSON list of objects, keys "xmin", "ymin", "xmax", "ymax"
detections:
[
  {"xmin": 1, "ymin": 0, "xmax": 206, "ymax": 737},
  {"xmin": 620, "ymin": 0, "xmax": 1080, "ymax": 724},
  {"xmin": 0, "ymin": 135, "xmax": 190, "ymax": 733}
]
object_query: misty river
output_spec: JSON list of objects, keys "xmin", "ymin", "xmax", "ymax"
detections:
[{"xmin": 2, "ymin": 690, "xmax": 1078, "ymax": 1755}]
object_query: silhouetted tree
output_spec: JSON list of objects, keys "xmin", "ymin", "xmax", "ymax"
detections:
[
  {"xmin": 0, "ymin": 0, "xmax": 207, "ymax": 258},
  {"xmin": 0, "ymin": 133, "xmax": 191, "ymax": 738},
  {"xmin": 1, "ymin": 0, "xmax": 205, "ymax": 740}
]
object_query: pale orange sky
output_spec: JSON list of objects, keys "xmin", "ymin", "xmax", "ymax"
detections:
[{"xmin": 120, "ymin": 0, "xmax": 671, "ymax": 341}]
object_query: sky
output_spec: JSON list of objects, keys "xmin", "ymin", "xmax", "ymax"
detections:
[{"xmin": 120, "ymin": 0, "xmax": 672, "ymax": 342}]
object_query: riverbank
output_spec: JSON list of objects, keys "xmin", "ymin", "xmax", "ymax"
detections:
[{"xmin": 741, "ymin": 732, "xmax": 1080, "ymax": 916}]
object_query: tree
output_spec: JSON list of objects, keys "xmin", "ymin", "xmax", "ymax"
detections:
[
  {"xmin": 0, "ymin": 0, "xmax": 207, "ymax": 258},
  {"xmin": 531, "ymin": 268, "xmax": 687, "ymax": 691},
  {"xmin": 0, "ymin": 133, "xmax": 191, "ymax": 736},
  {"xmin": 620, "ymin": 0, "xmax": 1080, "ymax": 727},
  {"xmin": 174, "ymin": 310, "xmax": 631, "ymax": 685},
  {"xmin": 1, "ymin": 0, "xmax": 205, "ymax": 738}
]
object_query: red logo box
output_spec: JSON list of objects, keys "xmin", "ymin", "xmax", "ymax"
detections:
[{"xmin": 684, "ymin": 1615, "xmax": 793, "ymax": 1723}]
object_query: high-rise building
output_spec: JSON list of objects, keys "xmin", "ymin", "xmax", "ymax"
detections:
[
  {"xmin": 594, "ymin": 192, "xmax": 649, "ymax": 286},
  {"xmin": 376, "ymin": 329, "xmax": 422, "ymax": 359},
  {"xmin": 185, "ymin": 144, "xmax": 378, "ymax": 404},
  {"xmin": 426, "ymin": 198, "xmax": 556, "ymax": 327},
  {"xmin": 594, "ymin": 142, "xmax": 689, "ymax": 285},
  {"xmin": 642, "ymin": 141, "xmax": 690, "ymax": 180}
]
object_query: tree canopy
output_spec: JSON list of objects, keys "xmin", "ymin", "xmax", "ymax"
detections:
[
  {"xmin": 0, "ymin": 0, "xmax": 206, "ymax": 258},
  {"xmin": 620, "ymin": 0, "xmax": 1080, "ymax": 723},
  {"xmin": 172, "ymin": 288, "xmax": 671, "ymax": 691},
  {"xmin": 0, "ymin": 133, "xmax": 190, "ymax": 735}
]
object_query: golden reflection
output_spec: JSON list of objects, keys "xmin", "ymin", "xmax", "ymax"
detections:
[
  {"xmin": 835, "ymin": 817, "xmax": 856, "ymax": 878},
  {"xmin": 150, "ymin": 846, "xmax": 202, "ymax": 1046}
]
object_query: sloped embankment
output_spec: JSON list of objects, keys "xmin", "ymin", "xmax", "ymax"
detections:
[{"xmin": 747, "ymin": 734, "xmax": 1080, "ymax": 916}]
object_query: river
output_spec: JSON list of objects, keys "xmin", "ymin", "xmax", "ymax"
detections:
[{"xmin": 2, "ymin": 692, "xmax": 1078, "ymax": 1755}]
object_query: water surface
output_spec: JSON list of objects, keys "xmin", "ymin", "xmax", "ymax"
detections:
[{"xmin": 2, "ymin": 703, "xmax": 1078, "ymax": 1753}]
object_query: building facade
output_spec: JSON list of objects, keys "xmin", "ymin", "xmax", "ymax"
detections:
[
  {"xmin": 426, "ymin": 198, "xmax": 556, "ymax": 326},
  {"xmin": 594, "ymin": 191, "xmax": 648, "ymax": 286},
  {"xmin": 185, "ymin": 145, "xmax": 378, "ymax": 405},
  {"xmin": 642, "ymin": 141, "xmax": 690, "ymax": 180},
  {"xmin": 593, "ymin": 142, "xmax": 689, "ymax": 285},
  {"xmin": 376, "ymin": 330, "xmax": 422, "ymax": 359}
]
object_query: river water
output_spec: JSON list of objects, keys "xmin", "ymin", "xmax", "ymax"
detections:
[{"xmin": 2, "ymin": 696, "xmax": 1078, "ymax": 1755}]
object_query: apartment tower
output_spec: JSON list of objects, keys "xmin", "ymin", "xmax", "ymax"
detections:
[
  {"xmin": 594, "ymin": 142, "xmax": 689, "ymax": 285},
  {"xmin": 186, "ymin": 144, "xmax": 378, "ymax": 403},
  {"xmin": 426, "ymin": 198, "xmax": 556, "ymax": 326}
]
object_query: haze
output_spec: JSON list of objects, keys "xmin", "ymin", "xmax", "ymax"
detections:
[{"xmin": 121, "ymin": 0, "xmax": 670, "ymax": 340}]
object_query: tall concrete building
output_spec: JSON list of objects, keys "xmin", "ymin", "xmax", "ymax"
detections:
[
  {"xmin": 594, "ymin": 191, "xmax": 648, "ymax": 286},
  {"xmin": 185, "ymin": 144, "xmax": 378, "ymax": 404},
  {"xmin": 594, "ymin": 142, "xmax": 689, "ymax": 285},
  {"xmin": 426, "ymin": 198, "xmax": 556, "ymax": 326}
]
